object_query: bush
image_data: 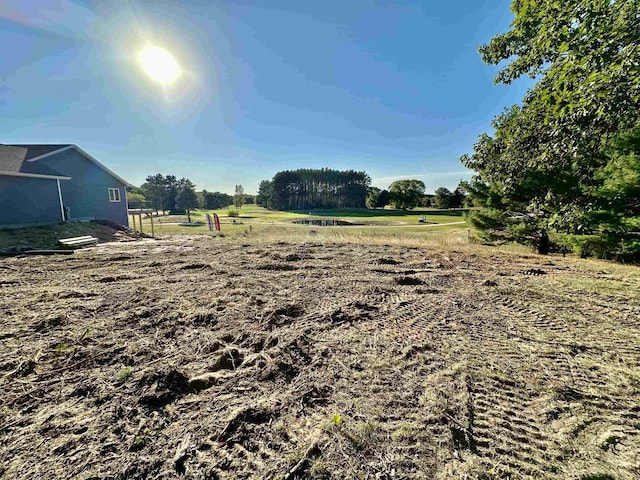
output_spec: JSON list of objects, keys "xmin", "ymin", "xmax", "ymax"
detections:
[
  {"xmin": 227, "ymin": 209, "xmax": 239, "ymax": 218},
  {"xmin": 555, "ymin": 232, "xmax": 640, "ymax": 262}
]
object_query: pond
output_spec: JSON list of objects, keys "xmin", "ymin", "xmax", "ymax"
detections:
[{"xmin": 292, "ymin": 219, "xmax": 354, "ymax": 226}]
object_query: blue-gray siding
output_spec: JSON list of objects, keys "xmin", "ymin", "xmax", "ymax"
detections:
[
  {"xmin": 0, "ymin": 176, "xmax": 63, "ymax": 227},
  {"xmin": 38, "ymin": 150, "xmax": 129, "ymax": 226}
]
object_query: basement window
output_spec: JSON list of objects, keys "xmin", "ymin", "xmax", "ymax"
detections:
[{"xmin": 108, "ymin": 188, "xmax": 121, "ymax": 202}]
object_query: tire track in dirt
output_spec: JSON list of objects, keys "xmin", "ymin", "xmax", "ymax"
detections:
[
  {"xmin": 460, "ymin": 303, "xmax": 564, "ymax": 479},
  {"xmin": 475, "ymin": 287, "xmax": 640, "ymax": 479},
  {"xmin": 380, "ymin": 272, "xmax": 640, "ymax": 479},
  {"xmin": 380, "ymin": 278, "xmax": 564, "ymax": 478}
]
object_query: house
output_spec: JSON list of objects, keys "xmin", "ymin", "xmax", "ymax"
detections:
[{"xmin": 0, "ymin": 144, "xmax": 130, "ymax": 228}]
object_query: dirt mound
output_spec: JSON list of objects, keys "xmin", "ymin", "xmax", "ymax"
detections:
[{"xmin": 1, "ymin": 237, "xmax": 639, "ymax": 479}]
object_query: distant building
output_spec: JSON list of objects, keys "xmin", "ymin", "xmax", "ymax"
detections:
[{"xmin": 0, "ymin": 144, "xmax": 130, "ymax": 228}]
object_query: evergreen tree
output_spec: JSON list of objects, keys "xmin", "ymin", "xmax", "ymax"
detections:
[{"xmin": 176, "ymin": 184, "xmax": 198, "ymax": 223}]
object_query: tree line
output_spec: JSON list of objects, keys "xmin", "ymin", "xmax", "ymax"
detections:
[
  {"xmin": 256, "ymin": 169, "xmax": 371, "ymax": 210},
  {"xmin": 131, "ymin": 171, "xmax": 468, "ymax": 218},
  {"xmin": 256, "ymin": 170, "xmax": 467, "ymax": 211},
  {"xmin": 460, "ymin": 0, "xmax": 640, "ymax": 261},
  {"xmin": 366, "ymin": 180, "xmax": 467, "ymax": 210},
  {"xmin": 128, "ymin": 174, "xmax": 252, "ymax": 215}
]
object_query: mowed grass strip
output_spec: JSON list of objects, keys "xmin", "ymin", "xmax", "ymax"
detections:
[{"xmin": 132, "ymin": 205, "xmax": 468, "ymax": 237}]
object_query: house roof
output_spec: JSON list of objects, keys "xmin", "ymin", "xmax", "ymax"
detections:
[
  {"xmin": 0, "ymin": 145, "xmax": 72, "ymax": 179},
  {"xmin": 0, "ymin": 144, "xmax": 131, "ymax": 186}
]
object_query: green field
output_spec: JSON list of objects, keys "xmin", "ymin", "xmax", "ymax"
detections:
[{"xmin": 130, "ymin": 205, "xmax": 468, "ymax": 241}]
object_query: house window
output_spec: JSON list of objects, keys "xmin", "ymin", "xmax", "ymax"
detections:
[{"xmin": 108, "ymin": 188, "xmax": 121, "ymax": 202}]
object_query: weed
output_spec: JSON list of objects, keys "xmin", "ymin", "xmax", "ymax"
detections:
[
  {"xmin": 309, "ymin": 457, "xmax": 330, "ymax": 475},
  {"xmin": 130, "ymin": 436, "xmax": 147, "ymax": 452},
  {"xmin": 118, "ymin": 367, "xmax": 132, "ymax": 381}
]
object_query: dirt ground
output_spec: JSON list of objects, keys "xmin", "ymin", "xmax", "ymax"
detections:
[{"xmin": 1, "ymin": 236, "xmax": 639, "ymax": 479}]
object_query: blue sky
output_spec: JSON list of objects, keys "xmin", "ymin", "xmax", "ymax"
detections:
[{"xmin": 0, "ymin": 0, "xmax": 532, "ymax": 194}]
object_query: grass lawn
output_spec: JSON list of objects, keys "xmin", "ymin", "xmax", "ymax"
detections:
[
  {"xmin": 0, "ymin": 207, "xmax": 469, "ymax": 250},
  {"xmin": 0, "ymin": 222, "xmax": 127, "ymax": 250},
  {"xmin": 132, "ymin": 206, "xmax": 468, "ymax": 240}
]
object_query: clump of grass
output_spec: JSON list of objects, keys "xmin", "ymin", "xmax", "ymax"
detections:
[
  {"xmin": 118, "ymin": 367, "xmax": 133, "ymax": 381},
  {"xmin": 129, "ymin": 436, "xmax": 147, "ymax": 452},
  {"xmin": 54, "ymin": 343, "xmax": 68, "ymax": 356}
]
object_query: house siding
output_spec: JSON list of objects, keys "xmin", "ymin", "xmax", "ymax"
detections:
[
  {"xmin": 37, "ymin": 150, "xmax": 129, "ymax": 226},
  {"xmin": 0, "ymin": 176, "xmax": 62, "ymax": 227}
]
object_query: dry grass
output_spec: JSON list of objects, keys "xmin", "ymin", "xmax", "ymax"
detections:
[
  {"xmin": 0, "ymin": 222, "xmax": 134, "ymax": 250},
  {"xmin": 0, "ymin": 235, "xmax": 638, "ymax": 479}
]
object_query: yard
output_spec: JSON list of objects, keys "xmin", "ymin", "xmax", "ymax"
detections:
[{"xmin": 128, "ymin": 205, "xmax": 467, "ymax": 238}]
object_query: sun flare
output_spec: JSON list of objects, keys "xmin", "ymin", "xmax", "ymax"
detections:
[{"xmin": 139, "ymin": 45, "xmax": 181, "ymax": 85}]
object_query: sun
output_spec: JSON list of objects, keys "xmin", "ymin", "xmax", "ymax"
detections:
[{"xmin": 139, "ymin": 45, "xmax": 181, "ymax": 85}]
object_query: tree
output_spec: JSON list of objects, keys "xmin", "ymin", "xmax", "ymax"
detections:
[
  {"xmin": 202, "ymin": 191, "xmax": 233, "ymax": 209},
  {"xmin": 176, "ymin": 184, "xmax": 199, "ymax": 223},
  {"xmin": 256, "ymin": 180, "xmax": 272, "ymax": 207},
  {"xmin": 389, "ymin": 180, "xmax": 426, "ymax": 210},
  {"xmin": 365, "ymin": 187, "xmax": 381, "ymax": 209},
  {"xmin": 451, "ymin": 184, "xmax": 466, "ymax": 208},
  {"xmin": 164, "ymin": 175, "xmax": 179, "ymax": 212},
  {"xmin": 196, "ymin": 191, "xmax": 205, "ymax": 209},
  {"xmin": 141, "ymin": 174, "xmax": 167, "ymax": 214},
  {"xmin": 127, "ymin": 192, "xmax": 146, "ymax": 208},
  {"xmin": 258, "ymin": 169, "xmax": 371, "ymax": 210},
  {"xmin": 376, "ymin": 189, "xmax": 391, "ymax": 208},
  {"xmin": 234, "ymin": 185, "xmax": 245, "ymax": 209},
  {"xmin": 170, "ymin": 178, "xmax": 196, "ymax": 213},
  {"xmin": 434, "ymin": 187, "xmax": 454, "ymax": 209},
  {"xmin": 460, "ymin": 0, "xmax": 640, "ymax": 259}
]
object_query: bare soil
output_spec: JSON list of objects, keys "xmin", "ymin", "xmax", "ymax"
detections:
[{"xmin": 1, "ymin": 236, "xmax": 639, "ymax": 479}]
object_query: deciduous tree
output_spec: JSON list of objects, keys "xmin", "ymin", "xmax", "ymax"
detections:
[
  {"xmin": 389, "ymin": 180, "xmax": 426, "ymax": 210},
  {"xmin": 460, "ymin": 0, "xmax": 640, "ymax": 259},
  {"xmin": 234, "ymin": 185, "xmax": 246, "ymax": 209}
]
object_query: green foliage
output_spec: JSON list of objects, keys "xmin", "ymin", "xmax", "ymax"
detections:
[
  {"xmin": 259, "ymin": 168, "xmax": 371, "ymax": 210},
  {"xmin": 466, "ymin": 208, "xmax": 551, "ymax": 253},
  {"xmin": 176, "ymin": 183, "xmax": 199, "ymax": 223},
  {"xmin": 118, "ymin": 367, "xmax": 132, "ymax": 381},
  {"xmin": 461, "ymin": 0, "xmax": 640, "ymax": 260},
  {"xmin": 141, "ymin": 174, "xmax": 197, "ymax": 214},
  {"xmin": 376, "ymin": 189, "xmax": 391, "ymax": 208},
  {"xmin": 389, "ymin": 179, "xmax": 426, "ymax": 210},
  {"xmin": 434, "ymin": 187, "xmax": 453, "ymax": 209},
  {"xmin": 365, "ymin": 187, "xmax": 382, "ymax": 209},
  {"xmin": 227, "ymin": 208, "xmax": 239, "ymax": 218},
  {"xmin": 202, "ymin": 190, "xmax": 233, "ymax": 209},
  {"xmin": 126, "ymin": 192, "xmax": 146, "ymax": 205},
  {"xmin": 141, "ymin": 174, "xmax": 167, "ymax": 213},
  {"xmin": 256, "ymin": 180, "xmax": 272, "ymax": 207},
  {"xmin": 332, "ymin": 414, "xmax": 342, "ymax": 426},
  {"xmin": 234, "ymin": 185, "xmax": 246, "ymax": 209},
  {"xmin": 452, "ymin": 185, "xmax": 466, "ymax": 208}
]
